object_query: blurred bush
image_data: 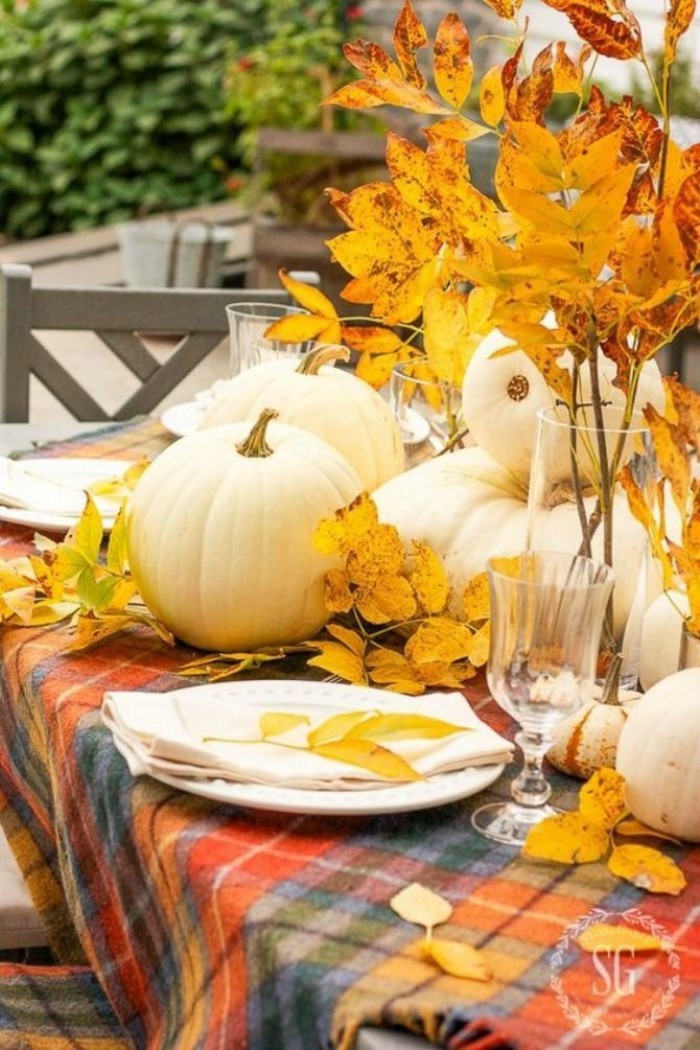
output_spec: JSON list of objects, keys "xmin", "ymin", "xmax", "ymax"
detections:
[{"xmin": 0, "ymin": 0, "xmax": 267, "ymax": 239}]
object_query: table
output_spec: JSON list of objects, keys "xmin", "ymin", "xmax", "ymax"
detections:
[{"xmin": 0, "ymin": 419, "xmax": 698, "ymax": 1050}]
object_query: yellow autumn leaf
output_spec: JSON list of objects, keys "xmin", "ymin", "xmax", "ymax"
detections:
[
  {"xmin": 463, "ymin": 572, "xmax": 490, "ymax": 622},
  {"xmin": 65, "ymin": 494, "xmax": 104, "ymax": 564},
  {"xmin": 522, "ymin": 811, "xmax": 610, "ymax": 864},
  {"xmin": 325, "ymin": 622, "xmax": 366, "ymax": 656},
  {"xmin": 479, "ymin": 64, "xmax": 505, "ymax": 126},
  {"xmin": 433, "ymin": 13, "xmax": 473, "ymax": 110},
  {"xmin": 28, "ymin": 599, "xmax": 80, "ymax": 626},
  {"xmin": 607, "ymin": 845, "xmax": 687, "ymax": 896},
  {"xmin": 614, "ymin": 818, "xmax": 682, "ymax": 844},
  {"xmin": 306, "ymin": 710, "xmax": 376, "ymax": 747},
  {"xmin": 277, "ymin": 268, "xmax": 339, "ymax": 319},
  {"xmin": 405, "ymin": 617, "xmax": 474, "ymax": 664},
  {"xmin": 579, "ymin": 768, "xmax": 628, "ymax": 830},
  {"xmin": 343, "ymin": 712, "xmax": 464, "ymax": 743},
  {"xmin": 322, "ymin": 569, "xmax": 355, "ymax": 614},
  {"xmin": 106, "ymin": 506, "xmax": 130, "ymax": 576},
  {"xmin": 576, "ymin": 923, "xmax": 671, "ymax": 954},
  {"xmin": 466, "ymin": 622, "xmax": 490, "ymax": 668},
  {"xmin": 306, "ymin": 640, "xmax": 367, "ymax": 684},
  {"xmin": 422, "ymin": 287, "xmax": 471, "ymax": 385},
  {"xmin": 259, "ymin": 713, "xmax": 310, "ymax": 739},
  {"xmin": 346, "ymin": 524, "xmax": 406, "ymax": 584},
  {"xmin": 390, "ymin": 882, "xmax": 453, "ymax": 929},
  {"xmin": 313, "ymin": 492, "xmax": 378, "ymax": 556},
  {"xmin": 365, "ymin": 649, "xmax": 427, "ymax": 695},
  {"xmin": 423, "ymin": 939, "xmax": 492, "ymax": 981},
  {"xmin": 410, "ymin": 540, "xmax": 448, "ymax": 614},
  {"xmin": 1, "ymin": 585, "xmax": 38, "ymax": 624},
  {"xmin": 355, "ymin": 572, "xmax": 417, "ymax": 624},
  {"xmin": 312, "ymin": 738, "xmax": 422, "ymax": 781}
]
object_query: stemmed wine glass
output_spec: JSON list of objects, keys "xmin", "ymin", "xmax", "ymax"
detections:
[{"xmin": 472, "ymin": 550, "xmax": 615, "ymax": 846}]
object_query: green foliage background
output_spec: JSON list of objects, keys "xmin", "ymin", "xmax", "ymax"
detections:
[{"xmin": 0, "ymin": 0, "xmax": 268, "ymax": 239}]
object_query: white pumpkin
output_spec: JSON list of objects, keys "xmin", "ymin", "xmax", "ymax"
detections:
[
  {"xmin": 461, "ymin": 330, "xmax": 665, "ymax": 478},
  {"xmin": 616, "ymin": 668, "xmax": 700, "ymax": 842},
  {"xmin": 639, "ymin": 590, "xmax": 689, "ymax": 691},
  {"xmin": 372, "ymin": 445, "xmax": 647, "ymax": 640},
  {"xmin": 547, "ymin": 657, "xmax": 641, "ymax": 779},
  {"xmin": 198, "ymin": 344, "xmax": 405, "ymax": 491},
  {"xmin": 127, "ymin": 411, "xmax": 361, "ymax": 652}
]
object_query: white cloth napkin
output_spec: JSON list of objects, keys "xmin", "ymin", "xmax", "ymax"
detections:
[
  {"xmin": 0, "ymin": 458, "xmax": 123, "ymax": 518},
  {"xmin": 102, "ymin": 682, "xmax": 513, "ymax": 791}
]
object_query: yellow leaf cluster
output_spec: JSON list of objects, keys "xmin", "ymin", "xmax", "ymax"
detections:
[
  {"xmin": 307, "ymin": 493, "xmax": 490, "ymax": 694},
  {"xmin": 621, "ymin": 376, "xmax": 700, "ymax": 636},
  {"xmin": 523, "ymin": 768, "xmax": 687, "ymax": 895}
]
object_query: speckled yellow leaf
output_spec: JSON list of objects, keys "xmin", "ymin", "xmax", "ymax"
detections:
[
  {"xmin": 579, "ymin": 768, "xmax": 628, "ymax": 830},
  {"xmin": 314, "ymin": 493, "xmax": 378, "ymax": 556},
  {"xmin": 278, "ymin": 268, "xmax": 339, "ymax": 318},
  {"xmin": 259, "ymin": 713, "xmax": 310, "ymax": 739},
  {"xmin": 346, "ymin": 524, "xmax": 405, "ymax": 583},
  {"xmin": 356, "ymin": 572, "xmax": 417, "ymax": 624},
  {"xmin": 433, "ymin": 13, "xmax": 473, "ymax": 109},
  {"xmin": 390, "ymin": 882, "xmax": 453, "ymax": 929},
  {"xmin": 405, "ymin": 617, "xmax": 474, "ymax": 664},
  {"xmin": 423, "ymin": 287, "xmax": 470, "ymax": 385},
  {"xmin": 463, "ymin": 572, "xmax": 490, "ymax": 622},
  {"xmin": 614, "ymin": 819, "xmax": 681, "ymax": 845},
  {"xmin": 467, "ymin": 622, "xmax": 490, "ymax": 668},
  {"xmin": 576, "ymin": 923, "xmax": 670, "ymax": 954},
  {"xmin": 479, "ymin": 64, "xmax": 505, "ymax": 127},
  {"xmin": 608, "ymin": 845, "xmax": 687, "ymax": 896},
  {"xmin": 366, "ymin": 650, "xmax": 426, "ymax": 695},
  {"xmin": 410, "ymin": 540, "xmax": 448, "ymax": 614},
  {"xmin": 424, "ymin": 939, "xmax": 492, "ymax": 981},
  {"xmin": 66, "ymin": 495, "xmax": 104, "ymax": 564},
  {"xmin": 2, "ymin": 585, "xmax": 38, "ymax": 624},
  {"xmin": 523, "ymin": 811, "xmax": 609, "ymax": 864},
  {"xmin": 326, "ymin": 622, "xmax": 366, "ymax": 657},
  {"xmin": 322, "ymin": 569, "xmax": 354, "ymax": 614}
]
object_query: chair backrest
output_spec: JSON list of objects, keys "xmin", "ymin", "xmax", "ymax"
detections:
[{"xmin": 0, "ymin": 264, "xmax": 291, "ymax": 422}]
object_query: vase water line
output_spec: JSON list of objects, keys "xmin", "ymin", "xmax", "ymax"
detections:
[{"xmin": 526, "ymin": 405, "xmax": 655, "ymax": 689}]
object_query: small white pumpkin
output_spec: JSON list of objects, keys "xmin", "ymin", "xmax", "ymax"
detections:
[
  {"xmin": 616, "ymin": 668, "xmax": 700, "ymax": 842},
  {"xmin": 639, "ymin": 590, "xmax": 689, "ymax": 691},
  {"xmin": 373, "ymin": 445, "xmax": 648, "ymax": 639},
  {"xmin": 547, "ymin": 656, "xmax": 641, "ymax": 779},
  {"xmin": 199, "ymin": 344, "xmax": 405, "ymax": 491},
  {"xmin": 461, "ymin": 331, "xmax": 665, "ymax": 478},
  {"xmin": 127, "ymin": 410, "xmax": 361, "ymax": 652}
]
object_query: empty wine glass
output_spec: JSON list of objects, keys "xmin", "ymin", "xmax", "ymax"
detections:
[
  {"xmin": 226, "ymin": 302, "xmax": 306, "ymax": 376},
  {"xmin": 472, "ymin": 550, "xmax": 615, "ymax": 846}
]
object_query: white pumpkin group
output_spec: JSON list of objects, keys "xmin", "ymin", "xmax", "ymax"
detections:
[
  {"xmin": 127, "ymin": 411, "xmax": 361, "ymax": 652},
  {"xmin": 616, "ymin": 668, "xmax": 700, "ymax": 842}
]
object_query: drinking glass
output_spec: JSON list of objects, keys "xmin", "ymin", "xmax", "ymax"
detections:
[
  {"xmin": 388, "ymin": 362, "xmax": 465, "ymax": 468},
  {"xmin": 226, "ymin": 302, "xmax": 306, "ymax": 376},
  {"xmin": 472, "ymin": 550, "xmax": 615, "ymax": 846}
]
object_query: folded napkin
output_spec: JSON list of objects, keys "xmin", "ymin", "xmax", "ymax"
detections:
[
  {"xmin": 0, "ymin": 458, "xmax": 124, "ymax": 518},
  {"xmin": 102, "ymin": 682, "xmax": 513, "ymax": 791}
]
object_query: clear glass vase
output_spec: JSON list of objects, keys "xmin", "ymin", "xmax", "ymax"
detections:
[
  {"xmin": 527, "ymin": 405, "xmax": 655, "ymax": 689},
  {"xmin": 388, "ymin": 362, "xmax": 466, "ymax": 469}
]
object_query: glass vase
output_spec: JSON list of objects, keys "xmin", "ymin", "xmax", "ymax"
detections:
[
  {"xmin": 527, "ymin": 405, "xmax": 655, "ymax": 689},
  {"xmin": 388, "ymin": 362, "xmax": 466, "ymax": 469}
]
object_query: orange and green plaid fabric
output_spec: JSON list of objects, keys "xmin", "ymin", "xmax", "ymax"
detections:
[{"xmin": 0, "ymin": 420, "xmax": 698, "ymax": 1050}]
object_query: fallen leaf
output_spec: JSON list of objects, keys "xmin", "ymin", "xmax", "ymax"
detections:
[
  {"xmin": 523, "ymin": 811, "xmax": 610, "ymax": 864},
  {"xmin": 424, "ymin": 939, "xmax": 492, "ymax": 981},
  {"xmin": 390, "ymin": 882, "xmax": 453, "ymax": 930},
  {"xmin": 576, "ymin": 922, "xmax": 671, "ymax": 954},
  {"xmin": 607, "ymin": 844, "xmax": 687, "ymax": 896}
]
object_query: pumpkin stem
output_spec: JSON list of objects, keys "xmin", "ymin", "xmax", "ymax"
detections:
[
  {"xmin": 600, "ymin": 651, "xmax": 624, "ymax": 706},
  {"xmin": 236, "ymin": 408, "xmax": 278, "ymax": 458},
  {"xmin": 296, "ymin": 343, "xmax": 350, "ymax": 374}
]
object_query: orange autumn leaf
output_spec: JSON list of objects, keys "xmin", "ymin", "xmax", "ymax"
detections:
[
  {"xmin": 394, "ymin": 0, "xmax": 429, "ymax": 89},
  {"xmin": 481, "ymin": 0, "xmax": 520, "ymax": 18},
  {"xmin": 544, "ymin": 2, "xmax": 642, "ymax": 60},
  {"xmin": 479, "ymin": 64, "xmax": 506, "ymax": 127},
  {"xmin": 433, "ymin": 13, "xmax": 473, "ymax": 109},
  {"xmin": 664, "ymin": 0, "xmax": 697, "ymax": 64}
]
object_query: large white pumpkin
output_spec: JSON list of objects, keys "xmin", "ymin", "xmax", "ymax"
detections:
[
  {"xmin": 198, "ymin": 345, "xmax": 405, "ymax": 491},
  {"xmin": 373, "ymin": 445, "xmax": 648, "ymax": 641},
  {"xmin": 461, "ymin": 330, "xmax": 665, "ymax": 478},
  {"xmin": 616, "ymin": 668, "xmax": 700, "ymax": 842},
  {"xmin": 127, "ymin": 412, "xmax": 361, "ymax": 651}
]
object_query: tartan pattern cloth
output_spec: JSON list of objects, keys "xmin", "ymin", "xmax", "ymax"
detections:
[
  {"xmin": 0, "ymin": 419, "xmax": 697, "ymax": 1049},
  {"xmin": 0, "ymin": 962, "xmax": 131, "ymax": 1048}
]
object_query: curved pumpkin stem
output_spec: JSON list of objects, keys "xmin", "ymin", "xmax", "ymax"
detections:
[
  {"xmin": 600, "ymin": 651, "xmax": 624, "ymax": 706},
  {"xmin": 296, "ymin": 343, "xmax": 350, "ymax": 375},
  {"xmin": 236, "ymin": 408, "xmax": 278, "ymax": 458}
]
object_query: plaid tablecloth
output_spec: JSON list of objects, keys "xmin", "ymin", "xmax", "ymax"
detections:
[{"xmin": 0, "ymin": 420, "xmax": 698, "ymax": 1050}]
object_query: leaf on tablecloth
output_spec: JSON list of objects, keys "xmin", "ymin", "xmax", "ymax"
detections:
[
  {"xmin": 522, "ymin": 811, "xmax": 610, "ymax": 864},
  {"xmin": 390, "ymin": 882, "xmax": 453, "ymax": 931},
  {"xmin": 579, "ymin": 767, "xmax": 628, "ymax": 830},
  {"xmin": 576, "ymin": 923, "xmax": 671, "ymax": 953},
  {"xmin": 607, "ymin": 844, "xmax": 687, "ymax": 896},
  {"xmin": 614, "ymin": 818, "xmax": 681, "ymax": 844},
  {"xmin": 424, "ymin": 939, "xmax": 492, "ymax": 981}
]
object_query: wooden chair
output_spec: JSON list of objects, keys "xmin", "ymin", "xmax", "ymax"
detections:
[
  {"xmin": 0, "ymin": 263, "xmax": 290, "ymax": 422},
  {"xmin": 0, "ymin": 826, "xmax": 49, "ymax": 958}
]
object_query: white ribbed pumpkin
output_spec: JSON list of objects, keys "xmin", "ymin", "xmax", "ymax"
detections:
[
  {"xmin": 127, "ymin": 411, "xmax": 361, "ymax": 651},
  {"xmin": 461, "ymin": 330, "xmax": 665, "ymax": 477},
  {"xmin": 639, "ymin": 591, "xmax": 689, "ymax": 691},
  {"xmin": 372, "ymin": 445, "xmax": 645, "ymax": 637},
  {"xmin": 198, "ymin": 344, "xmax": 404, "ymax": 491},
  {"xmin": 616, "ymin": 668, "xmax": 700, "ymax": 842}
]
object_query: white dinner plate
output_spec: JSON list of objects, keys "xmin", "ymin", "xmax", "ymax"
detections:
[
  {"xmin": 160, "ymin": 401, "xmax": 205, "ymax": 438},
  {"xmin": 0, "ymin": 458, "xmax": 133, "ymax": 533},
  {"xmin": 145, "ymin": 759, "xmax": 505, "ymax": 816}
]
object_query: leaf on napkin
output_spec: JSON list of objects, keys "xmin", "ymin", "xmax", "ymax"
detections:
[
  {"xmin": 607, "ymin": 845, "xmax": 687, "ymax": 896},
  {"xmin": 342, "ymin": 712, "xmax": 465, "ymax": 743},
  {"xmin": 390, "ymin": 882, "xmax": 453, "ymax": 930},
  {"xmin": 423, "ymin": 939, "xmax": 492, "ymax": 981},
  {"xmin": 312, "ymin": 738, "xmax": 423, "ymax": 781},
  {"xmin": 576, "ymin": 923, "xmax": 671, "ymax": 954},
  {"xmin": 522, "ymin": 811, "xmax": 610, "ymax": 864},
  {"xmin": 87, "ymin": 457, "xmax": 149, "ymax": 499},
  {"xmin": 259, "ymin": 712, "xmax": 310, "ymax": 738},
  {"xmin": 307, "ymin": 710, "xmax": 373, "ymax": 746}
]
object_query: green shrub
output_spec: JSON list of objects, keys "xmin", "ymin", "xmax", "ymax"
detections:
[{"xmin": 0, "ymin": 0, "xmax": 267, "ymax": 238}]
